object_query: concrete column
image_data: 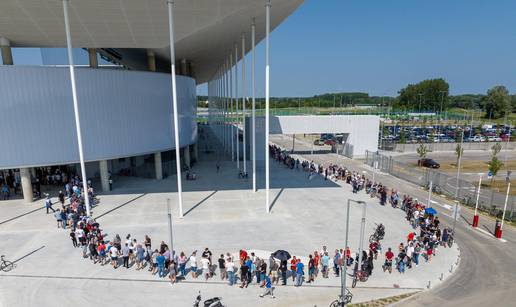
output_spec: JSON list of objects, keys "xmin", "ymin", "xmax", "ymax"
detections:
[
  {"xmin": 154, "ymin": 152, "xmax": 163, "ymax": 180},
  {"xmin": 99, "ymin": 160, "xmax": 110, "ymax": 192},
  {"xmin": 192, "ymin": 141, "xmax": 199, "ymax": 162},
  {"xmin": 147, "ymin": 50, "xmax": 156, "ymax": 72},
  {"xmin": 20, "ymin": 168, "xmax": 33, "ymax": 203},
  {"xmin": 180, "ymin": 59, "xmax": 188, "ymax": 76},
  {"xmin": 87, "ymin": 48, "xmax": 98, "ymax": 68},
  {"xmin": 0, "ymin": 37, "xmax": 13, "ymax": 65},
  {"xmin": 183, "ymin": 146, "xmax": 191, "ymax": 169}
]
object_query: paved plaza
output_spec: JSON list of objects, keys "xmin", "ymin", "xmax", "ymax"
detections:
[{"xmin": 0, "ymin": 152, "xmax": 459, "ymax": 307}]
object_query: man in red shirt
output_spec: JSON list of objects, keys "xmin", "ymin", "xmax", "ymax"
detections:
[
  {"xmin": 407, "ymin": 232, "xmax": 415, "ymax": 243},
  {"xmin": 313, "ymin": 251, "xmax": 320, "ymax": 277},
  {"xmin": 383, "ymin": 248, "xmax": 394, "ymax": 274}
]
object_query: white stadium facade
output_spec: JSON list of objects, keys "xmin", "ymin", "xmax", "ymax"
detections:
[{"xmin": 0, "ymin": 0, "xmax": 378, "ymax": 214}]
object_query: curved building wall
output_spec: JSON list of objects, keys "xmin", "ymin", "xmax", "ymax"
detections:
[{"xmin": 0, "ymin": 66, "xmax": 197, "ymax": 169}]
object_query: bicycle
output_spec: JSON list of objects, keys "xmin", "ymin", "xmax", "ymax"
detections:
[
  {"xmin": 1, "ymin": 255, "xmax": 15, "ymax": 272},
  {"xmin": 329, "ymin": 289, "xmax": 353, "ymax": 307},
  {"xmin": 351, "ymin": 270, "xmax": 369, "ymax": 288}
]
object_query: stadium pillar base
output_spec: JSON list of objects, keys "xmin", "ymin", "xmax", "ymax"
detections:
[
  {"xmin": 472, "ymin": 215, "xmax": 479, "ymax": 228},
  {"xmin": 154, "ymin": 152, "xmax": 163, "ymax": 180},
  {"xmin": 20, "ymin": 168, "xmax": 33, "ymax": 203},
  {"xmin": 183, "ymin": 146, "xmax": 191, "ymax": 169},
  {"xmin": 99, "ymin": 160, "xmax": 110, "ymax": 192}
]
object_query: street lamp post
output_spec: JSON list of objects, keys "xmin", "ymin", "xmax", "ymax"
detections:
[
  {"xmin": 343, "ymin": 199, "xmax": 366, "ymax": 306},
  {"xmin": 455, "ymin": 129, "xmax": 464, "ymax": 198}
]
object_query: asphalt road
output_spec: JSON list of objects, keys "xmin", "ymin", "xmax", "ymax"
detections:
[{"xmin": 271, "ymin": 134, "xmax": 516, "ymax": 307}]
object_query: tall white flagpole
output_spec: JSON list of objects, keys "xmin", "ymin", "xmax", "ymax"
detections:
[
  {"xmin": 166, "ymin": 0, "xmax": 183, "ymax": 218},
  {"xmin": 235, "ymin": 44, "xmax": 240, "ymax": 169},
  {"xmin": 242, "ymin": 33, "xmax": 247, "ymax": 175},
  {"xmin": 251, "ymin": 19, "xmax": 257, "ymax": 192},
  {"xmin": 62, "ymin": 0, "xmax": 91, "ymax": 217},
  {"xmin": 265, "ymin": 0, "xmax": 271, "ymax": 213}
]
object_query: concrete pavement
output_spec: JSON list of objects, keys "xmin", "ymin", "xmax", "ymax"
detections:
[{"xmin": 271, "ymin": 134, "xmax": 516, "ymax": 307}]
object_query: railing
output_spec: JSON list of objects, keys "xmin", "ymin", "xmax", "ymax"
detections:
[{"xmin": 365, "ymin": 150, "xmax": 514, "ymax": 222}]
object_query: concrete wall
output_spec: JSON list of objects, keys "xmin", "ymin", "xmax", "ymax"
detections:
[
  {"xmin": 247, "ymin": 115, "xmax": 379, "ymax": 159},
  {"xmin": 392, "ymin": 142, "xmax": 516, "ymax": 153},
  {"xmin": 0, "ymin": 66, "xmax": 197, "ymax": 169}
]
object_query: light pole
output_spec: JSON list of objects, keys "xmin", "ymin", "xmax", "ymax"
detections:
[
  {"xmin": 356, "ymin": 200, "xmax": 367, "ymax": 277},
  {"xmin": 265, "ymin": 0, "xmax": 271, "ymax": 213},
  {"xmin": 473, "ymin": 174, "xmax": 482, "ymax": 227},
  {"xmin": 418, "ymin": 93, "xmax": 423, "ymax": 113},
  {"xmin": 167, "ymin": 198, "xmax": 174, "ymax": 252},
  {"xmin": 455, "ymin": 129, "xmax": 464, "ymax": 198},
  {"xmin": 62, "ymin": 0, "xmax": 91, "ymax": 216},
  {"xmin": 343, "ymin": 199, "xmax": 366, "ymax": 306},
  {"xmin": 427, "ymin": 180, "xmax": 433, "ymax": 208}
]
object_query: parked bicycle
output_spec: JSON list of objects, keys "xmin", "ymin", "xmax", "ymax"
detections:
[
  {"xmin": 369, "ymin": 223, "xmax": 385, "ymax": 243},
  {"xmin": 351, "ymin": 269, "xmax": 369, "ymax": 288},
  {"xmin": 1, "ymin": 255, "xmax": 15, "ymax": 272},
  {"xmin": 329, "ymin": 289, "xmax": 353, "ymax": 307}
]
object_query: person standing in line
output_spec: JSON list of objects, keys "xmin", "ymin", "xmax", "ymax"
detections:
[
  {"xmin": 259, "ymin": 259, "xmax": 267, "ymax": 287},
  {"xmin": 226, "ymin": 257, "xmax": 236, "ymax": 286},
  {"xmin": 110, "ymin": 244, "xmax": 119, "ymax": 269},
  {"xmin": 151, "ymin": 249, "xmax": 159, "ymax": 274},
  {"xmin": 307, "ymin": 254, "xmax": 315, "ymax": 283},
  {"xmin": 178, "ymin": 251, "xmax": 187, "ymax": 277},
  {"xmin": 169, "ymin": 260, "xmax": 177, "ymax": 284},
  {"xmin": 69, "ymin": 229, "xmax": 78, "ymax": 247},
  {"xmin": 333, "ymin": 249, "xmax": 341, "ymax": 277},
  {"xmin": 218, "ymin": 254, "xmax": 227, "ymax": 280},
  {"xmin": 189, "ymin": 251, "xmax": 198, "ymax": 279},
  {"xmin": 239, "ymin": 260, "xmax": 249, "ymax": 288},
  {"xmin": 270, "ymin": 258, "xmax": 279, "ymax": 285},
  {"xmin": 157, "ymin": 252, "xmax": 166, "ymax": 277},
  {"xmin": 295, "ymin": 259, "xmax": 304, "ymax": 287},
  {"xmin": 279, "ymin": 259, "xmax": 288, "ymax": 285},
  {"xmin": 200, "ymin": 255, "xmax": 211, "ymax": 281},
  {"xmin": 321, "ymin": 252, "xmax": 330, "ymax": 278},
  {"xmin": 290, "ymin": 256, "xmax": 298, "ymax": 282},
  {"xmin": 245, "ymin": 256, "xmax": 253, "ymax": 285},
  {"xmin": 313, "ymin": 251, "xmax": 320, "ymax": 278},
  {"xmin": 122, "ymin": 243, "xmax": 130, "ymax": 269}
]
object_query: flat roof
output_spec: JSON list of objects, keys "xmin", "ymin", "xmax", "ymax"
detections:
[{"xmin": 0, "ymin": 0, "xmax": 303, "ymax": 82}]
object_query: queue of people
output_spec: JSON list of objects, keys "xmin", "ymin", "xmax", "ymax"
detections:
[
  {"xmin": 44, "ymin": 145, "xmax": 454, "ymax": 299},
  {"xmin": 269, "ymin": 144, "xmax": 454, "ymax": 280}
]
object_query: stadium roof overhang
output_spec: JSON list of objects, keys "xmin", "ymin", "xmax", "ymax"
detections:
[{"xmin": 0, "ymin": 0, "xmax": 303, "ymax": 83}]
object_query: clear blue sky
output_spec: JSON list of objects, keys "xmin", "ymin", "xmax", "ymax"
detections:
[
  {"xmin": 8, "ymin": 0, "xmax": 516, "ymax": 97},
  {"xmin": 200, "ymin": 0, "xmax": 516, "ymax": 97}
]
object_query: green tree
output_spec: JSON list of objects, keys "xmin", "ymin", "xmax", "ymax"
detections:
[
  {"xmin": 491, "ymin": 142, "xmax": 502, "ymax": 156},
  {"xmin": 488, "ymin": 156, "xmax": 504, "ymax": 186},
  {"xmin": 455, "ymin": 143, "xmax": 463, "ymax": 167},
  {"xmin": 417, "ymin": 143, "xmax": 429, "ymax": 160},
  {"xmin": 483, "ymin": 86, "xmax": 511, "ymax": 119},
  {"xmin": 395, "ymin": 78, "xmax": 450, "ymax": 111}
]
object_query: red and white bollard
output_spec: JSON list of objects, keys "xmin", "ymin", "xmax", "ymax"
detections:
[{"xmin": 472, "ymin": 215, "xmax": 479, "ymax": 228}]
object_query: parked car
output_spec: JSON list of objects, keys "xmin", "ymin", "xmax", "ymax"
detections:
[
  {"xmin": 467, "ymin": 135, "xmax": 486, "ymax": 142},
  {"xmin": 324, "ymin": 139, "xmax": 336, "ymax": 146},
  {"xmin": 487, "ymin": 136, "xmax": 502, "ymax": 142},
  {"xmin": 313, "ymin": 139, "xmax": 325, "ymax": 146},
  {"xmin": 418, "ymin": 158, "xmax": 440, "ymax": 169}
]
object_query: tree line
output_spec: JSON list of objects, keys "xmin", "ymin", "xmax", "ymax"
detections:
[{"xmin": 199, "ymin": 79, "xmax": 516, "ymax": 119}]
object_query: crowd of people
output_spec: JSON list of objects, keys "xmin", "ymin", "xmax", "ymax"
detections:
[
  {"xmin": 269, "ymin": 144, "xmax": 455, "ymax": 279},
  {"xmin": 43, "ymin": 145, "xmax": 455, "ymax": 300}
]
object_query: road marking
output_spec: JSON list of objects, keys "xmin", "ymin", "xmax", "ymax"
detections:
[{"xmin": 473, "ymin": 227, "xmax": 507, "ymax": 243}]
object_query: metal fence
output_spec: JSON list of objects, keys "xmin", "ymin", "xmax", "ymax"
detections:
[{"xmin": 365, "ymin": 150, "xmax": 514, "ymax": 222}]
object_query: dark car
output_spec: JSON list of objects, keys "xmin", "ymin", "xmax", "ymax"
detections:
[{"xmin": 418, "ymin": 158, "xmax": 440, "ymax": 169}]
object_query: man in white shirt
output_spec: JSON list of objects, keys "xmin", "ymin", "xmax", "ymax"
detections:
[
  {"xmin": 200, "ymin": 256, "xmax": 211, "ymax": 281},
  {"xmin": 226, "ymin": 259, "xmax": 236, "ymax": 286},
  {"xmin": 110, "ymin": 245, "xmax": 119, "ymax": 269}
]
